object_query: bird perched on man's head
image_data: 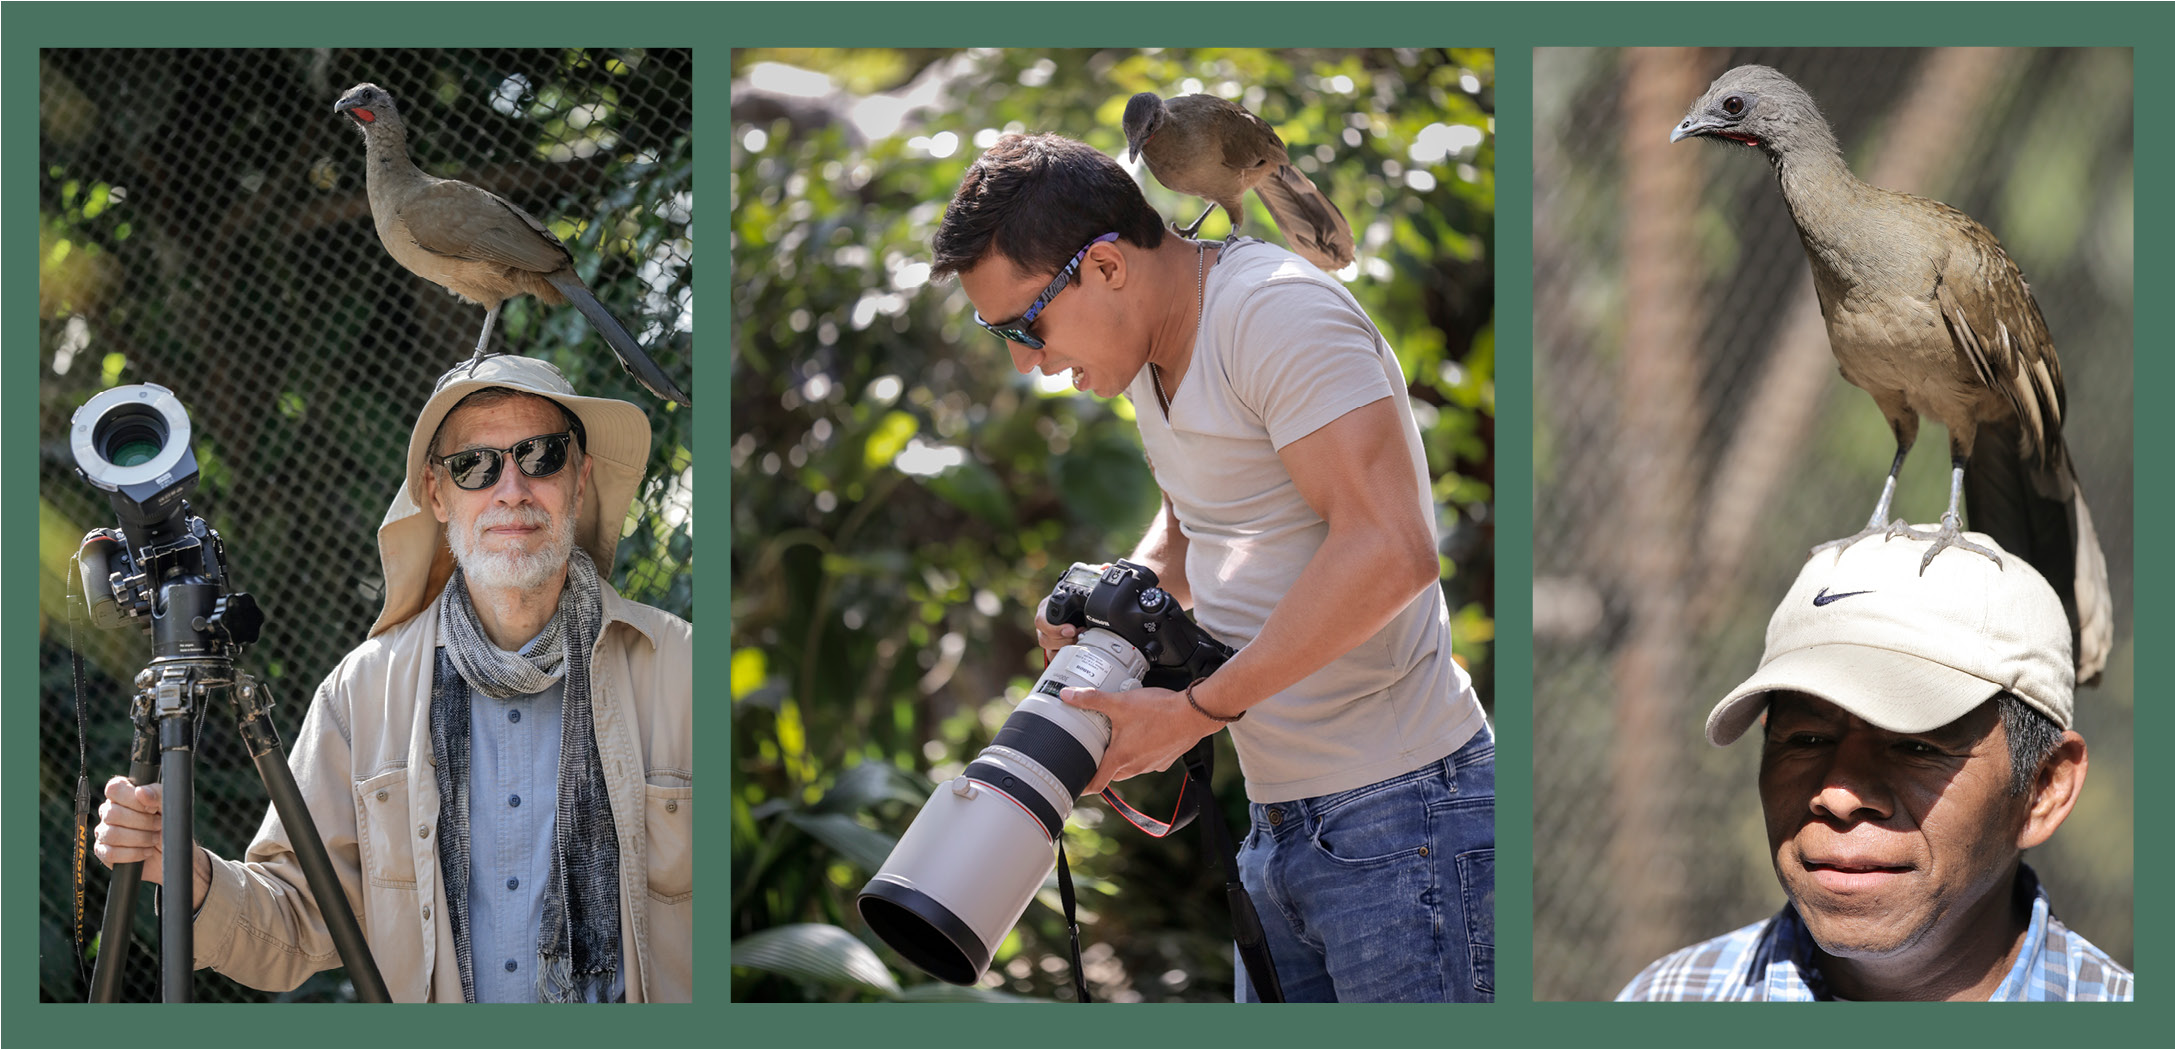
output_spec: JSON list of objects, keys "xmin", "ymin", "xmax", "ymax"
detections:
[
  {"xmin": 334, "ymin": 82, "xmax": 692, "ymax": 407},
  {"xmin": 1671, "ymin": 63, "xmax": 2110, "ymax": 685},
  {"xmin": 1121, "ymin": 91, "xmax": 1355, "ymax": 273}
]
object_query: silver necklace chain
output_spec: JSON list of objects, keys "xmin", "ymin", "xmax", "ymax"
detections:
[{"xmin": 1152, "ymin": 240, "xmax": 1207, "ymax": 413}]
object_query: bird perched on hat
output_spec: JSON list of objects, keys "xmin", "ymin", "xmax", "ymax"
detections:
[
  {"xmin": 334, "ymin": 82, "xmax": 693, "ymax": 408},
  {"xmin": 1671, "ymin": 63, "xmax": 2110, "ymax": 685}
]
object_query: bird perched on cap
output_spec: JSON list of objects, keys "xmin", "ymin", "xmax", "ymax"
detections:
[
  {"xmin": 333, "ymin": 82, "xmax": 692, "ymax": 407},
  {"xmin": 1121, "ymin": 91, "xmax": 1355, "ymax": 272},
  {"xmin": 1671, "ymin": 63, "xmax": 2110, "ymax": 685}
]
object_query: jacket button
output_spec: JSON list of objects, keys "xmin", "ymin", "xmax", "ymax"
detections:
[
  {"xmin": 665, "ymin": 799, "xmax": 678, "ymax": 813},
  {"xmin": 375, "ymin": 789, "xmax": 389, "ymax": 802}
]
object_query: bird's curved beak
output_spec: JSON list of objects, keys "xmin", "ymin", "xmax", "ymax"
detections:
[
  {"xmin": 1668, "ymin": 116, "xmax": 1707, "ymax": 143},
  {"xmin": 1125, "ymin": 138, "xmax": 1141, "ymax": 163},
  {"xmin": 334, "ymin": 97, "xmax": 374, "ymax": 123}
]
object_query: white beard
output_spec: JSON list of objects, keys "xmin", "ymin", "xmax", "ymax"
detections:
[{"xmin": 447, "ymin": 503, "xmax": 576, "ymax": 594}]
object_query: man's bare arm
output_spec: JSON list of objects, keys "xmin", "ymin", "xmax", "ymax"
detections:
[{"xmin": 1063, "ymin": 396, "xmax": 1439, "ymax": 791}]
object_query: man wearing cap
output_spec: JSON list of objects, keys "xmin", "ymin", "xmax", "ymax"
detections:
[
  {"xmin": 92, "ymin": 356, "xmax": 693, "ymax": 1002},
  {"xmin": 1618, "ymin": 531, "xmax": 2130, "ymax": 1002}
]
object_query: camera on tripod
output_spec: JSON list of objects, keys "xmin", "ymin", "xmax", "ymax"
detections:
[
  {"xmin": 857, "ymin": 559, "xmax": 1234, "ymax": 986},
  {"xmin": 70, "ymin": 383, "xmax": 261, "ymax": 652},
  {"xmin": 68, "ymin": 383, "xmax": 387, "ymax": 1003}
]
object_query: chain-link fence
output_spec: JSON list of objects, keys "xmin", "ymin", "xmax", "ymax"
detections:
[
  {"xmin": 1532, "ymin": 47, "xmax": 2133, "ymax": 1001},
  {"xmin": 35, "ymin": 47, "xmax": 694, "ymax": 1003}
]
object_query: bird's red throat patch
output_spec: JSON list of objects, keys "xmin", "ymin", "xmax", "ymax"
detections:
[{"xmin": 351, "ymin": 108, "xmax": 376, "ymax": 124}]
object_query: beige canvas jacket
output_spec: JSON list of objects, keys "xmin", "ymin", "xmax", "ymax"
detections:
[{"xmin": 191, "ymin": 582, "xmax": 693, "ymax": 1001}]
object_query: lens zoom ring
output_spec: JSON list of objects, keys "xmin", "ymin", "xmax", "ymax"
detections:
[{"xmin": 991, "ymin": 712, "xmax": 1098, "ymax": 796}]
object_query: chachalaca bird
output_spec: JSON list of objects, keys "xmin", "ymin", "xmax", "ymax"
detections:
[
  {"xmin": 1122, "ymin": 92, "xmax": 1356, "ymax": 272},
  {"xmin": 1673, "ymin": 64, "xmax": 2111, "ymax": 684},
  {"xmin": 333, "ymin": 83, "xmax": 692, "ymax": 407}
]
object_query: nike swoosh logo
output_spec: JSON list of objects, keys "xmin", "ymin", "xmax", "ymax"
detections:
[{"xmin": 1813, "ymin": 587, "xmax": 1874, "ymax": 607}]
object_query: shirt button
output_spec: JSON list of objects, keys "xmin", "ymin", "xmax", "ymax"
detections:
[
  {"xmin": 418, "ymin": 824, "xmax": 430, "ymax": 838},
  {"xmin": 505, "ymin": 959, "xmax": 519, "ymax": 973},
  {"xmin": 375, "ymin": 789, "xmax": 389, "ymax": 802},
  {"xmin": 509, "ymin": 709, "xmax": 521, "ymax": 723},
  {"xmin": 422, "ymin": 905, "xmax": 431, "ymax": 920},
  {"xmin": 665, "ymin": 799, "xmax": 678, "ymax": 813},
  {"xmin": 507, "ymin": 877, "xmax": 519, "ymax": 891},
  {"xmin": 509, "ymin": 794, "xmax": 521, "ymax": 808}
]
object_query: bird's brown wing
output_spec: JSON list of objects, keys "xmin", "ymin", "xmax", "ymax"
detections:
[
  {"xmin": 1216, "ymin": 100, "xmax": 1289, "ymax": 172},
  {"xmin": 1927, "ymin": 199, "xmax": 2066, "ymax": 468},
  {"xmin": 398, "ymin": 180, "xmax": 571, "ymax": 275}
]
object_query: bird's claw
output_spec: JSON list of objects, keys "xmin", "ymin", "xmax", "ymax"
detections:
[
  {"xmin": 1810, "ymin": 519, "xmax": 1918, "ymax": 558},
  {"xmin": 1917, "ymin": 513, "xmax": 2002, "ymax": 575}
]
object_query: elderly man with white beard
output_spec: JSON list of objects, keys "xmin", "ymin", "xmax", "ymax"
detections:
[{"xmin": 92, "ymin": 356, "xmax": 694, "ymax": 1002}]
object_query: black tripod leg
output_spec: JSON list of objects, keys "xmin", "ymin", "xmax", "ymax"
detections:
[
  {"xmin": 232, "ymin": 678, "xmax": 391, "ymax": 1003},
  {"xmin": 158, "ymin": 709, "xmax": 194, "ymax": 1003},
  {"xmin": 86, "ymin": 718, "xmax": 158, "ymax": 1003}
]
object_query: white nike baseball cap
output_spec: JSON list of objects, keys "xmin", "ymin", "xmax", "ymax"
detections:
[{"xmin": 1706, "ymin": 529, "xmax": 2074, "ymax": 745}]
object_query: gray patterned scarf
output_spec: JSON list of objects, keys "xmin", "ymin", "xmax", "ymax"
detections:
[{"xmin": 430, "ymin": 546, "xmax": 622, "ymax": 1003}]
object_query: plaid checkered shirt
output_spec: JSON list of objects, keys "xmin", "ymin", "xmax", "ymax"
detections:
[{"xmin": 1617, "ymin": 866, "xmax": 2132, "ymax": 1001}]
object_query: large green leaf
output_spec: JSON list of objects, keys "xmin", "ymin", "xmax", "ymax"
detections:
[
  {"xmin": 784, "ymin": 811, "xmax": 899, "ymax": 875},
  {"xmin": 731, "ymin": 923, "xmax": 901, "ymax": 997}
]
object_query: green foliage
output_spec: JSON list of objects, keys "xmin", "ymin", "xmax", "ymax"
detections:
[{"xmin": 731, "ymin": 47, "xmax": 1493, "ymax": 1002}]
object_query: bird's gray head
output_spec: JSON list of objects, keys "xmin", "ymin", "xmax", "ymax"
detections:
[
  {"xmin": 1121, "ymin": 92, "xmax": 1167, "ymax": 163},
  {"xmin": 1669, "ymin": 65, "xmax": 1836, "ymax": 158},
  {"xmin": 333, "ymin": 82, "xmax": 402, "ymax": 134}
]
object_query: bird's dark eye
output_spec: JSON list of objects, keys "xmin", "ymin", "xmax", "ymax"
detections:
[{"xmin": 1722, "ymin": 95, "xmax": 1745, "ymax": 116}]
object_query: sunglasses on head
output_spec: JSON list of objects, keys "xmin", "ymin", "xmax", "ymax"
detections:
[
  {"xmin": 972, "ymin": 232, "xmax": 1120, "ymax": 350},
  {"xmin": 431, "ymin": 431, "xmax": 575, "ymax": 491}
]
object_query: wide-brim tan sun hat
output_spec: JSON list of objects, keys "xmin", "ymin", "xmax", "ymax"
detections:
[
  {"xmin": 1705, "ymin": 529, "xmax": 2074, "ymax": 746},
  {"xmin": 369, "ymin": 356, "xmax": 651, "ymax": 637}
]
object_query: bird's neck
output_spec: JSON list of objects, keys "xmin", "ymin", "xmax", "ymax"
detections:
[
  {"xmin": 363, "ymin": 127, "xmax": 427, "ymax": 191},
  {"xmin": 1768, "ymin": 140, "xmax": 1879, "ymax": 269}
]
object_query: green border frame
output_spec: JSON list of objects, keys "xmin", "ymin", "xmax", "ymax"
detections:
[{"xmin": 5, "ymin": 3, "xmax": 2160, "ymax": 1047}]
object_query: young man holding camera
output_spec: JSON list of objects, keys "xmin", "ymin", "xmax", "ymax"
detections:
[
  {"xmin": 930, "ymin": 133, "xmax": 1494, "ymax": 1002},
  {"xmin": 94, "ymin": 357, "xmax": 693, "ymax": 1002}
]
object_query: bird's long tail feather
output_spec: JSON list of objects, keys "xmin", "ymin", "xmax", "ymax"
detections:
[
  {"xmin": 1964, "ymin": 420, "xmax": 2110, "ymax": 684},
  {"xmin": 1255, "ymin": 165, "xmax": 1355, "ymax": 272},
  {"xmin": 545, "ymin": 273, "xmax": 693, "ymax": 408}
]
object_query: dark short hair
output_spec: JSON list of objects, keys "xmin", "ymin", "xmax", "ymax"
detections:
[
  {"xmin": 1996, "ymin": 692, "xmax": 2064, "ymax": 797},
  {"xmin": 930, "ymin": 133, "xmax": 1166, "ymax": 281}
]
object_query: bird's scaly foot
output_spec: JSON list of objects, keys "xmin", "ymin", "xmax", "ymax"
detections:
[
  {"xmin": 459, "ymin": 348, "xmax": 496, "ymax": 380},
  {"xmin": 1809, "ymin": 519, "xmax": 1931, "ymax": 558},
  {"xmin": 1916, "ymin": 512, "xmax": 2002, "ymax": 575}
]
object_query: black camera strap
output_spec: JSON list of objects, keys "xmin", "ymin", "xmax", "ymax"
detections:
[
  {"xmin": 1054, "ymin": 837, "xmax": 1092, "ymax": 1003},
  {"xmin": 1064, "ymin": 737, "xmax": 1284, "ymax": 1003},
  {"xmin": 1178, "ymin": 738, "xmax": 1284, "ymax": 1003},
  {"xmin": 66, "ymin": 553, "xmax": 96, "ymax": 994}
]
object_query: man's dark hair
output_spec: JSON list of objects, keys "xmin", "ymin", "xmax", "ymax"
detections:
[
  {"xmin": 1997, "ymin": 691, "xmax": 2065, "ymax": 797},
  {"xmin": 930, "ymin": 133, "xmax": 1166, "ymax": 281}
]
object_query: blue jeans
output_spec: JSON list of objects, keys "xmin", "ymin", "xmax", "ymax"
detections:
[{"xmin": 1233, "ymin": 730, "xmax": 1495, "ymax": 1002}]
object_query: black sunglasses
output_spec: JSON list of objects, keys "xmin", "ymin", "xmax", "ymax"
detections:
[
  {"xmin": 972, "ymin": 232, "xmax": 1119, "ymax": 350},
  {"xmin": 431, "ymin": 431, "xmax": 575, "ymax": 491}
]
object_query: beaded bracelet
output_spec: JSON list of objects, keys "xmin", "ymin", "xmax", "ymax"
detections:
[{"xmin": 1184, "ymin": 677, "xmax": 1243, "ymax": 724}]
